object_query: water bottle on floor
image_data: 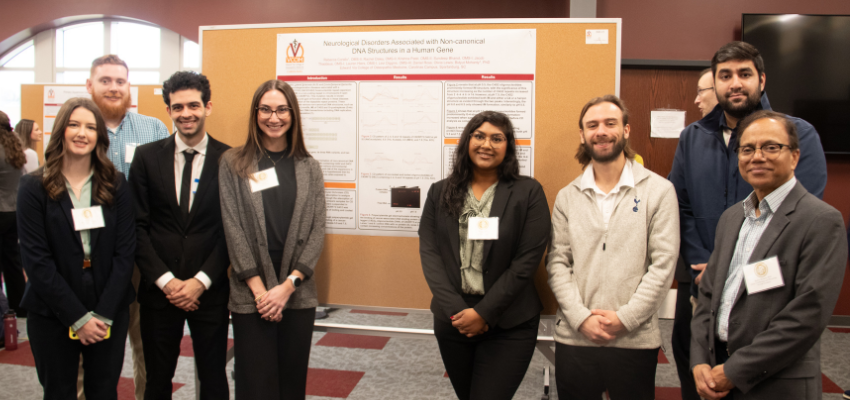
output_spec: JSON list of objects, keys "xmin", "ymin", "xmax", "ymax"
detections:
[{"xmin": 3, "ymin": 309, "xmax": 17, "ymax": 351}]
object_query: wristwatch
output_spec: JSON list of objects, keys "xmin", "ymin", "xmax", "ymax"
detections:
[{"xmin": 288, "ymin": 275, "xmax": 302, "ymax": 288}]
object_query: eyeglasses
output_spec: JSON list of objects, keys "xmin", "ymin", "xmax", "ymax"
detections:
[
  {"xmin": 697, "ymin": 87, "xmax": 714, "ymax": 95},
  {"xmin": 471, "ymin": 132, "xmax": 506, "ymax": 147},
  {"xmin": 257, "ymin": 106, "xmax": 293, "ymax": 119},
  {"xmin": 735, "ymin": 143, "xmax": 793, "ymax": 159}
]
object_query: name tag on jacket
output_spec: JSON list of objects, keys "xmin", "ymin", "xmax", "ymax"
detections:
[
  {"xmin": 743, "ymin": 256, "xmax": 785, "ymax": 294},
  {"xmin": 468, "ymin": 217, "xmax": 499, "ymax": 240},
  {"xmin": 250, "ymin": 167, "xmax": 280, "ymax": 193},
  {"xmin": 71, "ymin": 206, "xmax": 106, "ymax": 231}
]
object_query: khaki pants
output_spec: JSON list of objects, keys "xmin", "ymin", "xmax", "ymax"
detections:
[{"xmin": 77, "ymin": 266, "xmax": 146, "ymax": 400}]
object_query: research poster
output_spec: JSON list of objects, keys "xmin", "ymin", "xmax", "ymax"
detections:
[
  {"xmin": 43, "ymin": 86, "xmax": 139, "ymax": 153},
  {"xmin": 277, "ymin": 29, "xmax": 536, "ymax": 237}
]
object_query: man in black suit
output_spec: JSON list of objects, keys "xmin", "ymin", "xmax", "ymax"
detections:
[{"xmin": 129, "ymin": 71, "xmax": 231, "ymax": 400}]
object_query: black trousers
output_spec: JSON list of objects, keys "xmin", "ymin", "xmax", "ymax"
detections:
[
  {"xmin": 0, "ymin": 211, "xmax": 25, "ymax": 317},
  {"xmin": 671, "ymin": 281, "xmax": 700, "ymax": 400},
  {"xmin": 28, "ymin": 309, "xmax": 129, "ymax": 400},
  {"xmin": 555, "ymin": 343, "xmax": 658, "ymax": 400},
  {"xmin": 232, "ymin": 307, "xmax": 315, "ymax": 400},
  {"xmin": 433, "ymin": 314, "xmax": 539, "ymax": 400},
  {"xmin": 139, "ymin": 301, "xmax": 230, "ymax": 400}
]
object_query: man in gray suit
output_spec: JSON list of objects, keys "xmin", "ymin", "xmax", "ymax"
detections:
[{"xmin": 690, "ymin": 110, "xmax": 847, "ymax": 400}]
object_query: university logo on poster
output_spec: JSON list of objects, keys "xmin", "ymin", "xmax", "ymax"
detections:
[{"xmin": 286, "ymin": 39, "xmax": 305, "ymax": 63}]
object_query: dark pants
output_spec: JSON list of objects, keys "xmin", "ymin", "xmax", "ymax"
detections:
[
  {"xmin": 433, "ymin": 314, "xmax": 539, "ymax": 400},
  {"xmin": 28, "ymin": 309, "xmax": 129, "ymax": 400},
  {"xmin": 232, "ymin": 308, "xmax": 315, "ymax": 400},
  {"xmin": 140, "ymin": 301, "xmax": 230, "ymax": 400},
  {"xmin": 0, "ymin": 211, "xmax": 25, "ymax": 317},
  {"xmin": 672, "ymin": 281, "xmax": 700, "ymax": 400},
  {"xmin": 555, "ymin": 343, "xmax": 658, "ymax": 400}
]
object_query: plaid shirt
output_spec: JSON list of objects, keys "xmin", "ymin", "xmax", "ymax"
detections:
[
  {"xmin": 716, "ymin": 177, "xmax": 796, "ymax": 341},
  {"xmin": 107, "ymin": 112, "xmax": 170, "ymax": 177}
]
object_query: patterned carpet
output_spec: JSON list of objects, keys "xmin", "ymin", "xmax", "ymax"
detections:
[{"xmin": 0, "ymin": 309, "xmax": 847, "ymax": 399}]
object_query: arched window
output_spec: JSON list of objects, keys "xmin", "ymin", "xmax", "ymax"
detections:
[{"xmin": 0, "ymin": 18, "xmax": 200, "ymax": 126}]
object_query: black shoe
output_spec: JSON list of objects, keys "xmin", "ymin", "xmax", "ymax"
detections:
[{"xmin": 843, "ymin": 389, "xmax": 850, "ymax": 400}]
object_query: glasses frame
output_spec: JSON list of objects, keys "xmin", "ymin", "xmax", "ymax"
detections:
[
  {"xmin": 697, "ymin": 87, "xmax": 715, "ymax": 95},
  {"xmin": 256, "ymin": 106, "xmax": 293, "ymax": 119},
  {"xmin": 735, "ymin": 143, "xmax": 793, "ymax": 160},
  {"xmin": 470, "ymin": 132, "xmax": 507, "ymax": 148}
]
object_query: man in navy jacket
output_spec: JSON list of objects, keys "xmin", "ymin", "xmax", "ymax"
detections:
[{"xmin": 669, "ymin": 41, "xmax": 827, "ymax": 295}]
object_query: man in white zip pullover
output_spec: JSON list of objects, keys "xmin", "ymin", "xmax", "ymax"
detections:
[{"xmin": 547, "ymin": 95, "xmax": 680, "ymax": 400}]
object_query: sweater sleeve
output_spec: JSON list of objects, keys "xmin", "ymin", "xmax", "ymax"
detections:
[
  {"xmin": 616, "ymin": 182, "xmax": 679, "ymax": 332},
  {"xmin": 546, "ymin": 189, "xmax": 592, "ymax": 331}
]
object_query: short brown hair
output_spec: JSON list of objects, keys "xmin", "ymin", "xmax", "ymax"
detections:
[
  {"xmin": 575, "ymin": 95, "xmax": 635, "ymax": 167},
  {"xmin": 737, "ymin": 110, "xmax": 799, "ymax": 150},
  {"xmin": 90, "ymin": 54, "xmax": 129, "ymax": 77}
]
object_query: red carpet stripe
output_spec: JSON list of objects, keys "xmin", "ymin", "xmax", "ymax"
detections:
[
  {"xmin": 316, "ymin": 333, "xmax": 390, "ymax": 350},
  {"xmin": 306, "ymin": 368, "xmax": 365, "ymax": 398},
  {"xmin": 0, "ymin": 341, "xmax": 35, "ymax": 367},
  {"xmin": 823, "ymin": 373, "xmax": 844, "ymax": 393},
  {"xmin": 658, "ymin": 348, "xmax": 670, "ymax": 364},
  {"xmin": 828, "ymin": 327, "xmax": 850, "ymax": 333}
]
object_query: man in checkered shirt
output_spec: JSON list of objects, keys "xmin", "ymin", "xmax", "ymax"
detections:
[{"xmin": 74, "ymin": 54, "xmax": 169, "ymax": 400}]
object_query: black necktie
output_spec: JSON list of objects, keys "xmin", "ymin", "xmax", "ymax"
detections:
[{"xmin": 180, "ymin": 150, "xmax": 196, "ymax": 220}]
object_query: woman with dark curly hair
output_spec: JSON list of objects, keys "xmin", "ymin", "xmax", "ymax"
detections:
[
  {"xmin": 17, "ymin": 98, "xmax": 135, "ymax": 399},
  {"xmin": 0, "ymin": 110, "xmax": 26, "ymax": 320},
  {"xmin": 419, "ymin": 110, "xmax": 551, "ymax": 400}
]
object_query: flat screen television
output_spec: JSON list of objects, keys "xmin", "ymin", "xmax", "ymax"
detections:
[{"xmin": 742, "ymin": 14, "xmax": 850, "ymax": 154}]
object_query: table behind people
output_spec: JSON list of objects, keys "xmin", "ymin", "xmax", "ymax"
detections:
[
  {"xmin": 17, "ymin": 97, "xmax": 136, "ymax": 399},
  {"xmin": 690, "ymin": 110, "xmax": 846, "ymax": 400}
]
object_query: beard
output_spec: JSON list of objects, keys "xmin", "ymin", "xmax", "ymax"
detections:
[
  {"xmin": 718, "ymin": 88, "xmax": 761, "ymax": 120},
  {"xmin": 583, "ymin": 133, "xmax": 627, "ymax": 164},
  {"xmin": 92, "ymin": 91, "xmax": 132, "ymax": 121}
]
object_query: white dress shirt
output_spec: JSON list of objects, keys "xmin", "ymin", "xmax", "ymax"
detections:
[
  {"xmin": 580, "ymin": 159, "xmax": 635, "ymax": 229},
  {"xmin": 155, "ymin": 133, "xmax": 211, "ymax": 290}
]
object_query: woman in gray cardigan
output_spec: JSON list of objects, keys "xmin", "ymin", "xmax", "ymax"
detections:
[{"xmin": 219, "ymin": 79, "xmax": 326, "ymax": 400}]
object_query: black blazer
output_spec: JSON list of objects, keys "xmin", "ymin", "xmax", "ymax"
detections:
[
  {"xmin": 17, "ymin": 173, "xmax": 136, "ymax": 327},
  {"xmin": 419, "ymin": 177, "xmax": 550, "ymax": 329},
  {"xmin": 129, "ymin": 134, "xmax": 231, "ymax": 309}
]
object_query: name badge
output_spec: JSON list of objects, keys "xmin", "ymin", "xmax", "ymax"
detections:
[
  {"xmin": 125, "ymin": 144, "xmax": 138, "ymax": 163},
  {"xmin": 71, "ymin": 206, "xmax": 106, "ymax": 231},
  {"xmin": 467, "ymin": 217, "xmax": 499, "ymax": 240},
  {"xmin": 743, "ymin": 256, "xmax": 785, "ymax": 294},
  {"xmin": 249, "ymin": 167, "xmax": 280, "ymax": 193}
]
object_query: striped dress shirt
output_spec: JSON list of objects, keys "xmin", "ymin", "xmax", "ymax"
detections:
[{"xmin": 716, "ymin": 176, "xmax": 797, "ymax": 342}]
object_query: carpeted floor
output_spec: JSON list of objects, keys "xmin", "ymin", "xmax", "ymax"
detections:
[{"xmin": 0, "ymin": 308, "xmax": 847, "ymax": 399}]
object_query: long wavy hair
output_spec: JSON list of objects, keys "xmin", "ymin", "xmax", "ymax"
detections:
[
  {"xmin": 42, "ymin": 98, "xmax": 117, "ymax": 205},
  {"xmin": 230, "ymin": 79, "xmax": 311, "ymax": 179},
  {"xmin": 0, "ymin": 111, "xmax": 25, "ymax": 170},
  {"xmin": 440, "ymin": 111, "xmax": 521, "ymax": 218},
  {"xmin": 14, "ymin": 119, "xmax": 36, "ymax": 150}
]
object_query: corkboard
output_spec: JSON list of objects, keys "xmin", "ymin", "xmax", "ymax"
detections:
[
  {"xmin": 20, "ymin": 84, "xmax": 172, "ymax": 163},
  {"xmin": 199, "ymin": 20, "xmax": 620, "ymax": 313}
]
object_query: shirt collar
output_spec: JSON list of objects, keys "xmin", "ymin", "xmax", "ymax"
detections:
[
  {"xmin": 742, "ymin": 176, "xmax": 797, "ymax": 218},
  {"xmin": 580, "ymin": 158, "xmax": 635, "ymax": 195},
  {"xmin": 175, "ymin": 132, "xmax": 209, "ymax": 156}
]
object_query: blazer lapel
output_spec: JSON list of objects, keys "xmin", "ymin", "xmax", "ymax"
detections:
[
  {"xmin": 59, "ymin": 193, "xmax": 83, "ymax": 248},
  {"xmin": 157, "ymin": 137, "xmax": 183, "ymax": 228},
  {"xmin": 184, "ymin": 138, "xmax": 223, "ymax": 228},
  {"xmin": 712, "ymin": 206, "xmax": 745, "ymax": 310},
  {"xmin": 481, "ymin": 180, "xmax": 513, "ymax": 267}
]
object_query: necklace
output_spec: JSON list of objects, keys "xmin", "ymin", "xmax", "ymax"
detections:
[{"xmin": 263, "ymin": 149, "xmax": 287, "ymax": 166}]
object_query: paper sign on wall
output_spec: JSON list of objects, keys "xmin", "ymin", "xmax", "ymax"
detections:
[
  {"xmin": 586, "ymin": 29, "xmax": 609, "ymax": 44},
  {"xmin": 650, "ymin": 110, "xmax": 686, "ymax": 138}
]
